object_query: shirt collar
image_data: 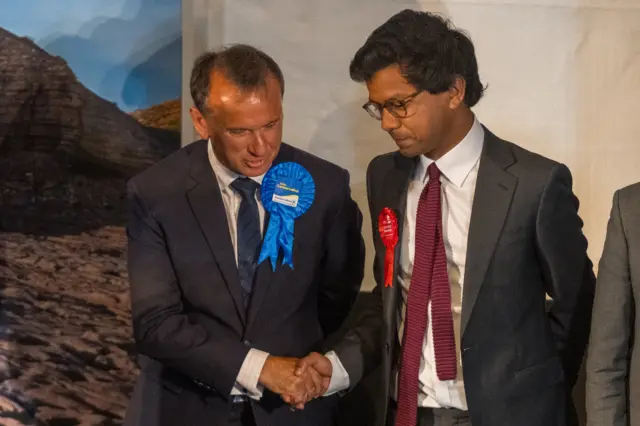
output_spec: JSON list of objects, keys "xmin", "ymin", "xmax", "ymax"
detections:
[
  {"xmin": 207, "ymin": 138, "xmax": 265, "ymax": 191},
  {"xmin": 417, "ymin": 116, "xmax": 484, "ymax": 188}
]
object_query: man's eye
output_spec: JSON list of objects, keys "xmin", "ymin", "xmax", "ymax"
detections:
[
  {"xmin": 228, "ymin": 129, "xmax": 247, "ymax": 135},
  {"xmin": 387, "ymin": 101, "xmax": 405, "ymax": 109}
]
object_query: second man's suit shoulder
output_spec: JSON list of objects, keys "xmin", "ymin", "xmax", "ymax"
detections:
[
  {"xmin": 506, "ymin": 141, "xmax": 564, "ymax": 173},
  {"xmin": 365, "ymin": 138, "xmax": 566, "ymax": 178},
  {"xmin": 366, "ymin": 151, "xmax": 404, "ymax": 176}
]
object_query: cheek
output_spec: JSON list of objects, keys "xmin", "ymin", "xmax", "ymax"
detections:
[
  {"xmin": 264, "ymin": 127, "xmax": 283, "ymax": 151},
  {"xmin": 216, "ymin": 135, "xmax": 249, "ymax": 159},
  {"xmin": 402, "ymin": 116, "xmax": 429, "ymax": 140},
  {"xmin": 410, "ymin": 107, "xmax": 444, "ymax": 140}
]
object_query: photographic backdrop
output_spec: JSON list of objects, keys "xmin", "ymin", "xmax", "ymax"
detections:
[{"xmin": 0, "ymin": 0, "xmax": 181, "ymax": 424}]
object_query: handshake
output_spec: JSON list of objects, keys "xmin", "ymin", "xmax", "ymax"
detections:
[{"xmin": 258, "ymin": 352, "xmax": 333, "ymax": 409}]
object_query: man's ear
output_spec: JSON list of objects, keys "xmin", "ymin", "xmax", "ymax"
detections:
[
  {"xmin": 189, "ymin": 106, "xmax": 209, "ymax": 140},
  {"xmin": 448, "ymin": 76, "xmax": 467, "ymax": 110}
]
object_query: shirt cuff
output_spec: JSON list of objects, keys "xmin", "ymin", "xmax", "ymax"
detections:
[
  {"xmin": 233, "ymin": 348, "xmax": 269, "ymax": 400},
  {"xmin": 324, "ymin": 351, "xmax": 350, "ymax": 396}
]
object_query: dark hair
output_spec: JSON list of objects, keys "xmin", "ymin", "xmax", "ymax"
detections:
[
  {"xmin": 350, "ymin": 9, "xmax": 485, "ymax": 107},
  {"xmin": 190, "ymin": 44, "xmax": 285, "ymax": 113}
]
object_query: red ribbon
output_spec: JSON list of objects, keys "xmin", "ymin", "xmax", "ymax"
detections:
[{"xmin": 378, "ymin": 207, "xmax": 399, "ymax": 288}]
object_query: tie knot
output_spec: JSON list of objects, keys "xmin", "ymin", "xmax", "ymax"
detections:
[
  {"xmin": 231, "ymin": 177, "xmax": 260, "ymax": 199},
  {"xmin": 427, "ymin": 163, "xmax": 441, "ymax": 181}
]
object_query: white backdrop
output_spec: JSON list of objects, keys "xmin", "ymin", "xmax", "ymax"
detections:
[{"xmin": 182, "ymin": 0, "xmax": 640, "ymax": 291}]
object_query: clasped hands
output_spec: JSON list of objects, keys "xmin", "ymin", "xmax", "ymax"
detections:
[{"xmin": 258, "ymin": 352, "xmax": 332, "ymax": 409}]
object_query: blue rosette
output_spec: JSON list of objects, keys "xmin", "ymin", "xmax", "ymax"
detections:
[{"xmin": 259, "ymin": 162, "xmax": 315, "ymax": 270}]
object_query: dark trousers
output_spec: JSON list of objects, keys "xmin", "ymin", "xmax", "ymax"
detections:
[{"xmin": 386, "ymin": 400, "xmax": 471, "ymax": 426}]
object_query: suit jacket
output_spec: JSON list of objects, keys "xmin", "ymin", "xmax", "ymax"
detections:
[
  {"xmin": 586, "ymin": 182, "xmax": 640, "ymax": 426},
  {"xmin": 123, "ymin": 140, "xmax": 365, "ymax": 426},
  {"xmin": 333, "ymin": 128, "xmax": 595, "ymax": 426}
]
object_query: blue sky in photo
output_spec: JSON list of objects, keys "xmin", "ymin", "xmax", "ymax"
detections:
[{"xmin": 1, "ymin": 0, "xmax": 182, "ymax": 112}]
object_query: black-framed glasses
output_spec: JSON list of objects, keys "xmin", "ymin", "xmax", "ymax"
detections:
[{"xmin": 362, "ymin": 91, "xmax": 423, "ymax": 120}]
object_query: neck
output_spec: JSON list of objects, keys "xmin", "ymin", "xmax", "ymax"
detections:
[{"xmin": 425, "ymin": 108, "xmax": 475, "ymax": 161}]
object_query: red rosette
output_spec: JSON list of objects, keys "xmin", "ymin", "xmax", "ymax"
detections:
[{"xmin": 378, "ymin": 207, "xmax": 399, "ymax": 287}]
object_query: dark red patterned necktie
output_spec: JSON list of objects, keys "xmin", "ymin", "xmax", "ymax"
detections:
[{"xmin": 395, "ymin": 163, "xmax": 457, "ymax": 426}]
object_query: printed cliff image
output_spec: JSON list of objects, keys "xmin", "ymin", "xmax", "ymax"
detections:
[{"xmin": 0, "ymin": 27, "xmax": 180, "ymax": 425}]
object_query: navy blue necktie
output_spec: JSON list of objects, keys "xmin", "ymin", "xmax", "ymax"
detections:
[{"xmin": 230, "ymin": 177, "xmax": 262, "ymax": 309}]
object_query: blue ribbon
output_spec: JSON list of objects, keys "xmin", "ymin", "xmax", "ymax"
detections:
[{"xmin": 259, "ymin": 162, "xmax": 315, "ymax": 270}]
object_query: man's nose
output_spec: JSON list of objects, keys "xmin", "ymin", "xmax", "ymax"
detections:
[
  {"xmin": 249, "ymin": 132, "xmax": 268, "ymax": 156},
  {"xmin": 380, "ymin": 109, "xmax": 401, "ymax": 132}
]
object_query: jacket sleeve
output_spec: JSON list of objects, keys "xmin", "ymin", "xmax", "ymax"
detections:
[
  {"xmin": 127, "ymin": 179, "xmax": 249, "ymax": 399},
  {"xmin": 535, "ymin": 163, "xmax": 596, "ymax": 386},
  {"xmin": 332, "ymin": 159, "xmax": 385, "ymax": 388},
  {"xmin": 317, "ymin": 168, "xmax": 366, "ymax": 337},
  {"xmin": 585, "ymin": 189, "xmax": 633, "ymax": 426}
]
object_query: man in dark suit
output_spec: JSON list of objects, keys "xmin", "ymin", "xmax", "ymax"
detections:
[
  {"xmin": 586, "ymin": 183, "xmax": 640, "ymax": 426},
  {"xmin": 123, "ymin": 44, "xmax": 365, "ymax": 426},
  {"xmin": 296, "ymin": 10, "xmax": 595, "ymax": 426}
]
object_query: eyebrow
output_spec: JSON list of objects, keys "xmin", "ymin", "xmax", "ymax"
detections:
[
  {"xmin": 369, "ymin": 93, "xmax": 413, "ymax": 103},
  {"xmin": 226, "ymin": 119, "xmax": 280, "ymax": 131}
]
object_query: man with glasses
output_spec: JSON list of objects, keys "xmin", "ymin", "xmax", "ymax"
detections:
[{"xmin": 295, "ymin": 9, "xmax": 595, "ymax": 426}]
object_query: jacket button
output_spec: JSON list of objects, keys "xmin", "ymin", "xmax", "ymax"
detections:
[
  {"xmin": 385, "ymin": 343, "xmax": 390, "ymax": 351},
  {"xmin": 244, "ymin": 340, "xmax": 251, "ymax": 346}
]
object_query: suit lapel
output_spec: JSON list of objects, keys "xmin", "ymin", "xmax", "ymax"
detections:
[
  {"xmin": 186, "ymin": 141, "xmax": 247, "ymax": 323},
  {"xmin": 245, "ymin": 145, "xmax": 295, "ymax": 333},
  {"xmin": 461, "ymin": 130, "xmax": 517, "ymax": 336},
  {"xmin": 379, "ymin": 154, "xmax": 416, "ymax": 329}
]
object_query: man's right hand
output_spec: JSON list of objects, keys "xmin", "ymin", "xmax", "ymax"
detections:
[
  {"xmin": 258, "ymin": 356, "xmax": 322, "ymax": 407},
  {"xmin": 292, "ymin": 352, "xmax": 333, "ymax": 407}
]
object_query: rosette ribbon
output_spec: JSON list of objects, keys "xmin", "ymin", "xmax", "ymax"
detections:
[
  {"xmin": 378, "ymin": 207, "xmax": 399, "ymax": 287},
  {"xmin": 259, "ymin": 162, "xmax": 315, "ymax": 270}
]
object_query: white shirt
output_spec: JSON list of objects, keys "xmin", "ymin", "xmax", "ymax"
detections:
[
  {"xmin": 207, "ymin": 139, "xmax": 270, "ymax": 400},
  {"xmin": 326, "ymin": 117, "xmax": 484, "ymax": 410}
]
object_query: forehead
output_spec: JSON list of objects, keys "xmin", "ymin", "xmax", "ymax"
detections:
[
  {"xmin": 206, "ymin": 71, "xmax": 282, "ymax": 126},
  {"xmin": 365, "ymin": 64, "xmax": 417, "ymax": 103}
]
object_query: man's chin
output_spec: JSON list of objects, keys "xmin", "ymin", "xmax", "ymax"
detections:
[
  {"xmin": 393, "ymin": 139, "xmax": 420, "ymax": 157},
  {"xmin": 397, "ymin": 146, "xmax": 422, "ymax": 158}
]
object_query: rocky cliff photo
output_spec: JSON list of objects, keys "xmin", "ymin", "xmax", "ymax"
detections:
[{"xmin": 0, "ymin": 26, "xmax": 180, "ymax": 425}]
